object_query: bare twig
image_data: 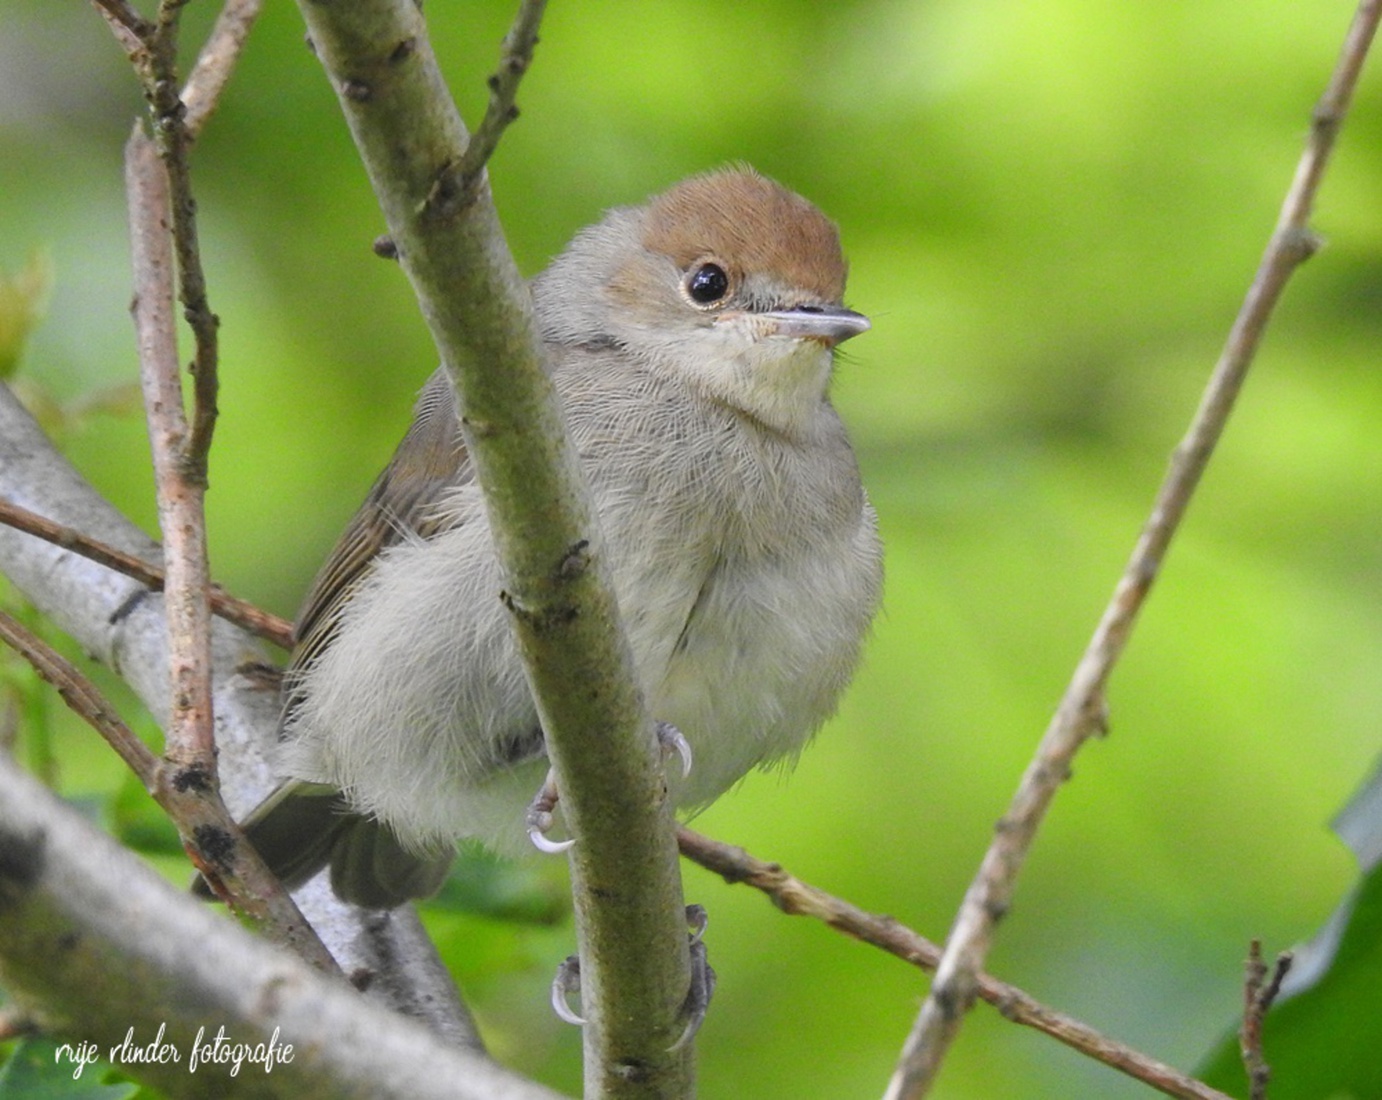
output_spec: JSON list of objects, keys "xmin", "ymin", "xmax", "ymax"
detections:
[
  {"xmin": 146, "ymin": 92, "xmax": 221, "ymax": 476},
  {"xmin": 90, "ymin": 0, "xmax": 151, "ymax": 48},
  {"xmin": 127, "ymin": 127, "xmax": 216, "ymax": 767},
  {"xmin": 454, "ymin": 0, "xmax": 548, "ymax": 195},
  {"xmin": 95, "ymin": 0, "xmax": 227, "ymax": 481},
  {"xmin": 182, "ymin": 0, "xmax": 264, "ymax": 140},
  {"xmin": 1240, "ymin": 940, "xmax": 1294, "ymax": 1100},
  {"xmin": 126, "ymin": 127, "xmax": 334, "ymax": 969},
  {"xmin": 95, "ymin": 1, "xmax": 223, "ymax": 481},
  {"xmin": 885, "ymin": 5, "xmax": 1382, "ymax": 1097},
  {"xmin": 676, "ymin": 829, "xmax": 1232, "ymax": 1100},
  {"xmin": 0, "ymin": 608, "xmax": 158, "ymax": 783},
  {"xmin": 0, "ymin": 497, "xmax": 292, "ymax": 649}
]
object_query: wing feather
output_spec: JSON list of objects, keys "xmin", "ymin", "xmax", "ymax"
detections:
[{"xmin": 287, "ymin": 369, "xmax": 473, "ymax": 694}]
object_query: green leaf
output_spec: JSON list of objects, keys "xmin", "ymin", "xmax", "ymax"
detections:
[
  {"xmin": 107, "ymin": 774, "xmax": 183, "ymax": 860},
  {"xmin": 0, "ymin": 251, "xmax": 53, "ymax": 380},
  {"xmin": 0, "ymin": 1038, "xmax": 138, "ymax": 1100}
]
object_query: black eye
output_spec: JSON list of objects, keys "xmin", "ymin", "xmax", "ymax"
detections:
[{"xmin": 686, "ymin": 263, "xmax": 729, "ymax": 305}]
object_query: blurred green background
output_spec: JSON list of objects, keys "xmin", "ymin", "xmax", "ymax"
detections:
[{"xmin": 3, "ymin": 1, "xmax": 1382, "ymax": 1097}]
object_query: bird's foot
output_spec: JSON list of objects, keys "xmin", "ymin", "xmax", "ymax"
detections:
[
  {"xmin": 551, "ymin": 954, "xmax": 585, "ymax": 1024},
  {"xmin": 526, "ymin": 768, "xmax": 574, "ymax": 853},
  {"xmin": 549, "ymin": 905, "xmax": 716, "ymax": 1052},
  {"xmin": 657, "ymin": 721, "xmax": 693, "ymax": 779},
  {"xmin": 669, "ymin": 904, "xmax": 716, "ymax": 1051},
  {"xmin": 526, "ymin": 724, "xmax": 690, "ymax": 854}
]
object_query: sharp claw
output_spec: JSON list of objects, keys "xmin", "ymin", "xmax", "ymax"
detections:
[
  {"xmin": 551, "ymin": 955, "xmax": 585, "ymax": 1026},
  {"xmin": 526, "ymin": 767, "xmax": 575, "ymax": 853},
  {"xmin": 685, "ymin": 903, "xmax": 708, "ymax": 945},
  {"xmin": 668, "ymin": 930, "xmax": 716, "ymax": 1052},
  {"xmin": 530, "ymin": 826, "xmax": 576, "ymax": 854},
  {"xmin": 656, "ymin": 721, "xmax": 693, "ymax": 779}
]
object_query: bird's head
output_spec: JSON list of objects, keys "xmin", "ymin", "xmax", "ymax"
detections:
[{"xmin": 537, "ymin": 168, "xmax": 869, "ymax": 437}]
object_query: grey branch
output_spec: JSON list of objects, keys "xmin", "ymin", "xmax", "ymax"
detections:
[
  {"xmin": 127, "ymin": 124, "xmax": 216, "ymax": 767},
  {"xmin": 886, "ymin": 3, "xmax": 1382, "ymax": 1096},
  {"xmin": 126, "ymin": 125, "xmax": 336, "ymax": 965},
  {"xmin": 294, "ymin": 2, "xmax": 695, "ymax": 1095},
  {"xmin": 0, "ymin": 755, "xmax": 562, "ymax": 1100}
]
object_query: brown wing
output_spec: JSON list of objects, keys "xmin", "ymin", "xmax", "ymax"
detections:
[{"xmin": 286, "ymin": 369, "xmax": 473, "ymax": 694}]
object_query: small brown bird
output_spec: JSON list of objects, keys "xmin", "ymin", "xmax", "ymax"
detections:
[{"xmin": 245, "ymin": 168, "xmax": 884, "ymax": 908}]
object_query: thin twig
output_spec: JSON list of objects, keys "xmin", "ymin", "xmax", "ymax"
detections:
[
  {"xmin": 181, "ymin": 0, "xmax": 263, "ymax": 140},
  {"xmin": 677, "ymin": 829, "xmax": 1232, "ymax": 1100},
  {"xmin": 135, "ymin": 1, "xmax": 221, "ymax": 479},
  {"xmin": 90, "ymin": 0, "xmax": 152, "ymax": 45},
  {"xmin": 0, "ymin": 498, "xmax": 292, "ymax": 648},
  {"xmin": 885, "ymin": 5, "xmax": 1382, "ymax": 1097},
  {"xmin": 127, "ymin": 126, "xmax": 217, "ymax": 768},
  {"xmin": 1240, "ymin": 940, "xmax": 1293, "ymax": 1100},
  {"xmin": 94, "ymin": 0, "xmax": 224, "ymax": 479},
  {"xmin": 126, "ymin": 127, "xmax": 334, "ymax": 970},
  {"xmin": 0, "ymin": 609, "xmax": 158, "ymax": 783},
  {"xmin": 452, "ymin": 0, "xmax": 548, "ymax": 200}
]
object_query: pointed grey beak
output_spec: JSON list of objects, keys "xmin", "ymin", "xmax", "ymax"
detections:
[{"xmin": 759, "ymin": 305, "xmax": 871, "ymax": 346}]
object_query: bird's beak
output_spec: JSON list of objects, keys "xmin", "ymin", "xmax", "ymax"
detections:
[{"xmin": 756, "ymin": 306, "xmax": 871, "ymax": 347}]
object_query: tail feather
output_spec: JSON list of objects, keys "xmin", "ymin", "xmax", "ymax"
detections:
[{"xmin": 193, "ymin": 781, "xmax": 453, "ymax": 910}]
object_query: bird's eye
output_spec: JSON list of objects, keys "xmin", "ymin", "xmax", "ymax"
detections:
[{"xmin": 686, "ymin": 262, "xmax": 730, "ymax": 305}]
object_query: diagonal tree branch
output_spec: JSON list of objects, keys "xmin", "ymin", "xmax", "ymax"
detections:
[
  {"xmin": 181, "ymin": 0, "xmax": 263, "ymax": 140},
  {"xmin": 90, "ymin": 0, "xmax": 150, "ymax": 56},
  {"xmin": 0, "ymin": 496, "xmax": 291, "ymax": 647},
  {"xmin": 0, "ymin": 606, "xmax": 335, "ymax": 970},
  {"xmin": 0, "ymin": 754, "xmax": 561, "ymax": 1100},
  {"xmin": 0, "ymin": 609, "xmax": 158, "ymax": 783},
  {"xmin": 677, "ymin": 829, "xmax": 1232, "ymax": 1100},
  {"xmin": 293, "ymin": 4, "xmax": 694, "ymax": 1095},
  {"xmin": 885, "ymin": 3, "xmax": 1382, "ymax": 1096}
]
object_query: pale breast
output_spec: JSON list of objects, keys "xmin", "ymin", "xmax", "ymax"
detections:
[{"xmin": 561, "ymin": 356, "xmax": 884, "ymax": 808}]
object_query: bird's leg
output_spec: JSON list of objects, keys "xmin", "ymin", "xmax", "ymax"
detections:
[
  {"xmin": 527, "ymin": 723, "xmax": 692, "ymax": 854},
  {"xmin": 526, "ymin": 767, "xmax": 575, "ymax": 853}
]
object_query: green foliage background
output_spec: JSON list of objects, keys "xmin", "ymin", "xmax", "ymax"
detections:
[{"xmin": 3, "ymin": 2, "xmax": 1382, "ymax": 1097}]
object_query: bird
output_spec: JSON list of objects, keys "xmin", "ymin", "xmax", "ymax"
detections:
[{"xmin": 240, "ymin": 167, "xmax": 884, "ymax": 910}]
